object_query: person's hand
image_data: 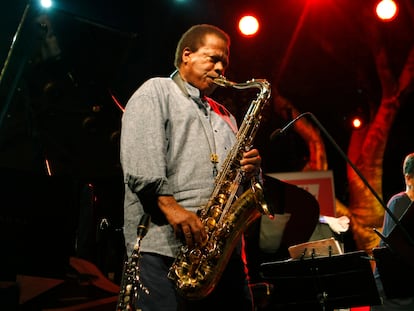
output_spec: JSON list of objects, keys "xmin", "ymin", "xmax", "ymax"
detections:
[
  {"xmin": 240, "ymin": 148, "xmax": 261, "ymax": 179},
  {"xmin": 158, "ymin": 196, "xmax": 207, "ymax": 248},
  {"xmin": 321, "ymin": 215, "xmax": 350, "ymax": 234}
]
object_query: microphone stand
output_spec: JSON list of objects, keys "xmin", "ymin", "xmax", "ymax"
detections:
[
  {"xmin": 271, "ymin": 112, "xmax": 414, "ymax": 247},
  {"xmin": 0, "ymin": 2, "xmax": 35, "ymax": 131}
]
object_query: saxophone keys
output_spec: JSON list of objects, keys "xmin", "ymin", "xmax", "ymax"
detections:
[{"xmin": 204, "ymin": 217, "xmax": 216, "ymax": 230}]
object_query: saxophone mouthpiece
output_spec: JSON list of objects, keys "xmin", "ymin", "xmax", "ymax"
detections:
[{"xmin": 213, "ymin": 75, "xmax": 234, "ymax": 87}]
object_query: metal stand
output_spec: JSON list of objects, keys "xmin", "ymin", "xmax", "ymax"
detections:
[
  {"xmin": 259, "ymin": 251, "xmax": 381, "ymax": 310},
  {"xmin": 0, "ymin": 2, "xmax": 38, "ymax": 131}
]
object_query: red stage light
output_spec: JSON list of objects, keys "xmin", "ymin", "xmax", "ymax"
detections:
[
  {"xmin": 238, "ymin": 15, "xmax": 259, "ymax": 37},
  {"xmin": 352, "ymin": 117, "xmax": 363, "ymax": 129},
  {"xmin": 375, "ymin": 0, "xmax": 398, "ymax": 21}
]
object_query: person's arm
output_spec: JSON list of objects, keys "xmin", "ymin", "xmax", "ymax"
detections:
[
  {"xmin": 121, "ymin": 80, "xmax": 171, "ymax": 197},
  {"xmin": 158, "ymin": 195, "xmax": 207, "ymax": 247}
]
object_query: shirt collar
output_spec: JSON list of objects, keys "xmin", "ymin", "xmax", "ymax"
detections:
[{"xmin": 184, "ymin": 80, "xmax": 204, "ymax": 100}]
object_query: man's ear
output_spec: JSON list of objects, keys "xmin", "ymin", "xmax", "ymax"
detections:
[
  {"xmin": 182, "ymin": 48, "xmax": 192, "ymax": 64},
  {"xmin": 405, "ymin": 173, "xmax": 413, "ymax": 185}
]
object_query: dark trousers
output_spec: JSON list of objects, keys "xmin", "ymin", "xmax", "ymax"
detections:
[{"xmin": 135, "ymin": 252, "xmax": 254, "ymax": 311}]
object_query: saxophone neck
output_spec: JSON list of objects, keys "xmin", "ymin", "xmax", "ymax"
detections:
[
  {"xmin": 213, "ymin": 75, "xmax": 235, "ymax": 87},
  {"xmin": 213, "ymin": 76, "xmax": 271, "ymax": 98}
]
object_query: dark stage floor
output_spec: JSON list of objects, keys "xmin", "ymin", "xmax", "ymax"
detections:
[{"xmin": 1, "ymin": 257, "xmax": 119, "ymax": 311}]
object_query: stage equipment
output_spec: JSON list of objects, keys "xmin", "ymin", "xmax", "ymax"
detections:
[
  {"xmin": 270, "ymin": 112, "xmax": 414, "ymax": 246},
  {"xmin": 260, "ymin": 251, "xmax": 381, "ymax": 310},
  {"xmin": 373, "ymin": 200, "xmax": 414, "ymax": 299}
]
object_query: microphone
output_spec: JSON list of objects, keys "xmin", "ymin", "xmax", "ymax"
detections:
[
  {"xmin": 136, "ymin": 213, "xmax": 151, "ymax": 240},
  {"xmin": 269, "ymin": 128, "xmax": 282, "ymax": 141},
  {"xmin": 269, "ymin": 112, "xmax": 311, "ymax": 141}
]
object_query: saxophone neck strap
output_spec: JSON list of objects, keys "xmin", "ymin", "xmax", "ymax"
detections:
[{"xmin": 170, "ymin": 70, "xmax": 191, "ymax": 98}]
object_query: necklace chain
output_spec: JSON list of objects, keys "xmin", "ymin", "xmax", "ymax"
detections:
[
  {"xmin": 171, "ymin": 71, "xmax": 219, "ymax": 177},
  {"xmin": 199, "ymin": 98, "xmax": 218, "ymax": 177}
]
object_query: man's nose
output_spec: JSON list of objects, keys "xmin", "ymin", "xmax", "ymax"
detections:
[{"xmin": 214, "ymin": 62, "xmax": 225, "ymax": 75}]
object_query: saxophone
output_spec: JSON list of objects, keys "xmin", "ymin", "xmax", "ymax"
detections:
[{"xmin": 167, "ymin": 76, "xmax": 272, "ymax": 300}]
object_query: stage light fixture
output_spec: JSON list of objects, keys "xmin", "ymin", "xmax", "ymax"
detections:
[
  {"xmin": 40, "ymin": 0, "xmax": 53, "ymax": 9},
  {"xmin": 238, "ymin": 15, "xmax": 259, "ymax": 37},
  {"xmin": 347, "ymin": 114, "xmax": 367, "ymax": 130},
  {"xmin": 344, "ymin": 107, "xmax": 368, "ymax": 130},
  {"xmin": 351, "ymin": 116, "xmax": 363, "ymax": 129},
  {"xmin": 375, "ymin": 0, "xmax": 398, "ymax": 21}
]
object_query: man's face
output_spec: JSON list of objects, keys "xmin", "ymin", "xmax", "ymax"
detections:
[{"xmin": 180, "ymin": 34, "xmax": 229, "ymax": 95}]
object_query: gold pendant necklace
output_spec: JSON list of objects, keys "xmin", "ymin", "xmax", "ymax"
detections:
[
  {"xmin": 198, "ymin": 99, "xmax": 218, "ymax": 178},
  {"xmin": 210, "ymin": 153, "xmax": 219, "ymax": 177}
]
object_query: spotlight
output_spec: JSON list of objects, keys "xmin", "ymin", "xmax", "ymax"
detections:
[
  {"xmin": 345, "ymin": 108, "xmax": 368, "ymax": 130},
  {"xmin": 375, "ymin": 0, "xmax": 398, "ymax": 21},
  {"xmin": 351, "ymin": 117, "xmax": 363, "ymax": 129},
  {"xmin": 40, "ymin": 0, "xmax": 53, "ymax": 9},
  {"xmin": 238, "ymin": 15, "xmax": 260, "ymax": 37}
]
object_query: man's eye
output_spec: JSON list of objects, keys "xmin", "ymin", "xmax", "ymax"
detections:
[{"xmin": 211, "ymin": 56, "xmax": 226, "ymax": 66}]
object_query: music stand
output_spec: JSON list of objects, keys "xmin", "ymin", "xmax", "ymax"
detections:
[
  {"xmin": 260, "ymin": 251, "xmax": 381, "ymax": 311},
  {"xmin": 373, "ymin": 201, "xmax": 414, "ymax": 299},
  {"xmin": 373, "ymin": 246, "xmax": 414, "ymax": 299}
]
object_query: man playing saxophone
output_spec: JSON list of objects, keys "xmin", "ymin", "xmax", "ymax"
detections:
[{"xmin": 120, "ymin": 24, "xmax": 263, "ymax": 311}]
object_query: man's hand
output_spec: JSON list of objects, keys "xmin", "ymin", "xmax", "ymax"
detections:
[
  {"xmin": 158, "ymin": 196, "xmax": 207, "ymax": 247},
  {"xmin": 240, "ymin": 148, "xmax": 261, "ymax": 179}
]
